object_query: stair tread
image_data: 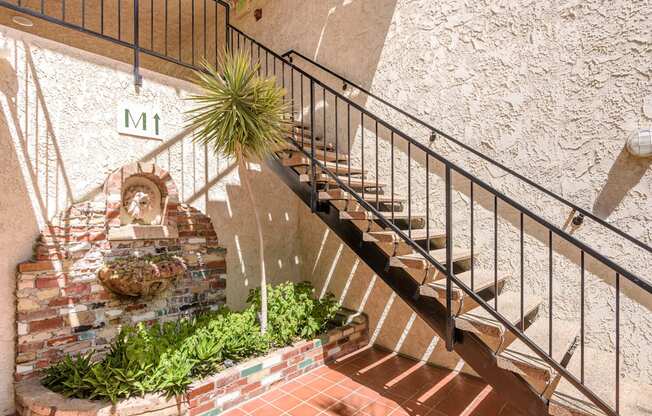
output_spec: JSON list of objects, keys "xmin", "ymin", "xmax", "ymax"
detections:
[
  {"xmin": 393, "ymin": 247, "xmax": 471, "ymax": 263},
  {"xmin": 283, "ymin": 144, "xmax": 349, "ymax": 161},
  {"xmin": 389, "ymin": 247, "xmax": 472, "ymax": 270},
  {"xmin": 455, "ymin": 292, "xmax": 541, "ymax": 338},
  {"xmin": 364, "ymin": 228, "xmax": 446, "ymax": 243},
  {"xmin": 421, "ymin": 270, "xmax": 507, "ymax": 301},
  {"xmin": 319, "ymin": 189, "xmax": 404, "ymax": 203},
  {"xmin": 497, "ymin": 318, "xmax": 579, "ymax": 393},
  {"xmin": 301, "ymin": 173, "xmax": 386, "ymax": 188},
  {"xmin": 340, "ymin": 211, "xmax": 425, "ymax": 220},
  {"xmin": 301, "ymin": 161, "xmax": 363, "ymax": 175}
]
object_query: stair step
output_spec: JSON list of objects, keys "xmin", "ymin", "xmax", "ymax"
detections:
[
  {"xmin": 420, "ymin": 270, "xmax": 507, "ymax": 301},
  {"xmin": 299, "ymin": 173, "xmax": 386, "ymax": 189},
  {"xmin": 318, "ymin": 189, "xmax": 402, "ymax": 203},
  {"xmin": 389, "ymin": 247, "xmax": 471, "ymax": 270},
  {"xmin": 455, "ymin": 292, "xmax": 541, "ymax": 339},
  {"xmin": 294, "ymin": 161, "xmax": 363, "ymax": 176},
  {"xmin": 496, "ymin": 318, "xmax": 579, "ymax": 395},
  {"xmin": 288, "ymin": 133, "xmax": 342, "ymax": 152},
  {"xmin": 339, "ymin": 211, "xmax": 426, "ymax": 229},
  {"xmin": 283, "ymin": 145, "xmax": 348, "ymax": 162},
  {"xmin": 280, "ymin": 152, "xmax": 348, "ymax": 167},
  {"xmin": 363, "ymin": 228, "xmax": 445, "ymax": 244}
]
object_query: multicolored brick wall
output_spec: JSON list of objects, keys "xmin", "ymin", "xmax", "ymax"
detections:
[
  {"xmin": 15, "ymin": 163, "xmax": 227, "ymax": 381},
  {"xmin": 14, "ymin": 314, "xmax": 368, "ymax": 416}
]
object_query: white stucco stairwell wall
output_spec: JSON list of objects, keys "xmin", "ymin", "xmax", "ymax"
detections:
[{"xmin": 0, "ymin": 25, "xmax": 301, "ymax": 415}]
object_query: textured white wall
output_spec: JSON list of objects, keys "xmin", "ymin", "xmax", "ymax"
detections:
[
  {"xmin": 233, "ymin": 0, "xmax": 652, "ymax": 409},
  {"xmin": 0, "ymin": 25, "xmax": 301, "ymax": 414}
]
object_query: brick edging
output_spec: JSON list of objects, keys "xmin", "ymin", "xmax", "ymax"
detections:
[{"xmin": 15, "ymin": 314, "xmax": 369, "ymax": 416}]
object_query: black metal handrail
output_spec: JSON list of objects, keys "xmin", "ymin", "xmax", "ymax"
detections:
[
  {"xmin": 0, "ymin": 0, "xmax": 231, "ymax": 84},
  {"xmin": 231, "ymin": 26, "xmax": 649, "ymax": 415},
  {"xmin": 282, "ymin": 49, "xmax": 652, "ymax": 255},
  {"xmin": 232, "ymin": 27, "xmax": 650, "ymax": 295}
]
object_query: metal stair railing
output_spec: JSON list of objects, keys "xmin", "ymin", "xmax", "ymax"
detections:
[
  {"xmin": 282, "ymin": 49, "xmax": 652, "ymax": 256},
  {"xmin": 0, "ymin": 0, "xmax": 231, "ymax": 85},
  {"xmin": 230, "ymin": 26, "xmax": 650, "ymax": 416}
]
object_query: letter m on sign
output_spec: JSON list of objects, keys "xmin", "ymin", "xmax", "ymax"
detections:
[{"xmin": 125, "ymin": 109, "xmax": 147, "ymax": 131}]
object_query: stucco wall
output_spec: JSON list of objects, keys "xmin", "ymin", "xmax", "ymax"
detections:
[
  {"xmin": 232, "ymin": 0, "xmax": 652, "ymax": 407},
  {"xmin": 0, "ymin": 25, "xmax": 301, "ymax": 414}
]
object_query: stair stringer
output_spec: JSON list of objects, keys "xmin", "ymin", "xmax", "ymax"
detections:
[{"xmin": 267, "ymin": 156, "xmax": 550, "ymax": 416}]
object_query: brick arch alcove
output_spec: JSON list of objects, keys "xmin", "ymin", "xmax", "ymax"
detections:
[{"xmin": 14, "ymin": 162, "xmax": 227, "ymax": 383}]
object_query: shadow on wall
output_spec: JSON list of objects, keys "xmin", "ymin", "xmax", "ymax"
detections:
[
  {"xmin": 593, "ymin": 146, "xmax": 651, "ymax": 219},
  {"xmin": 297, "ymin": 204, "xmax": 469, "ymax": 375},
  {"xmin": 0, "ymin": 42, "xmax": 74, "ymax": 224},
  {"xmin": 232, "ymin": 0, "xmax": 397, "ymax": 100},
  {"xmin": 0, "ymin": 55, "xmax": 40, "ymax": 415},
  {"xmin": 205, "ymin": 164, "xmax": 302, "ymax": 311}
]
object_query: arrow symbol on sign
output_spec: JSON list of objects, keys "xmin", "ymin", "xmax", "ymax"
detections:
[{"xmin": 153, "ymin": 113, "xmax": 160, "ymax": 135}]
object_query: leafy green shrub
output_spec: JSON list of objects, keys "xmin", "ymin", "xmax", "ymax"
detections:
[
  {"xmin": 42, "ymin": 281, "xmax": 339, "ymax": 402},
  {"xmin": 248, "ymin": 281, "xmax": 340, "ymax": 346}
]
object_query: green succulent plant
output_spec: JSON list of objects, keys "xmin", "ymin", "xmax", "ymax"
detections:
[
  {"xmin": 42, "ymin": 281, "xmax": 339, "ymax": 402},
  {"xmin": 186, "ymin": 50, "xmax": 291, "ymax": 334}
]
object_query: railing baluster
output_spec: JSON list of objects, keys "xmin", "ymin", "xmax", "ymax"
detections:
[
  {"xmin": 81, "ymin": 0, "xmax": 85, "ymax": 28},
  {"xmin": 150, "ymin": 0, "xmax": 154, "ymax": 50},
  {"xmin": 300, "ymin": 74, "xmax": 304, "ymax": 148},
  {"xmin": 390, "ymin": 131, "xmax": 394, "ymax": 224},
  {"xmin": 335, "ymin": 96, "xmax": 338, "ymax": 178},
  {"xmin": 581, "ymin": 250, "xmax": 585, "ymax": 383},
  {"xmin": 323, "ymin": 88, "xmax": 326, "ymax": 168},
  {"xmin": 310, "ymin": 79, "xmax": 316, "ymax": 212},
  {"xmin": 133, "ymin": 0, "xmax": 141, "ymax": 85},
  {"xmin": 191, "ymin": 0, "xmax": 195, "ymax": 65},
  {"xmin": 178, "ymin": 0, "xmax": 181, "ymax": 60},
  {"xmin": 520, "ymin": 211, "xmax": 524, "ymax": 331},
  {"xmin": 375, "ymin": 120, "xmax": 379, "ymax": 206},
  {"xmin": 549, "ymin": 229, "xmax": 553, "ymax": 355},
  {"xmin": 470, "ymin": 181, "xmax": 474, "ymax": 291},
  {"xmin": 426, "ymin": 153, "xmax": 429, "ymax": 253},
  {"xmin": 100, "ymin": 0, "xmax": 103, "ymax": 34},
  {"xmin": 494, "ymin": 194, "xmax": 498, "ymax": 310},
  {"xmin": 62, "ymin": 0, "xmax": 65, "ymax": 21},
  {"xmin": 361, "ymin": 112, "xmax": 365, "ymax": 201},
  {"xmin": 225, "ymin": 4, "xmax": 229, "ymax": 53},
  {"xmin": 445, "ymin": 165, "xmax": 454, "ymax": 351},
  {"xmin": 347, "ymin": 104, "xmax": 351, "ymax": 187},
  {"xmin": 203, "ymin": 0, "xmax": 207, "ymax": 60},
  {"xmin": 407, "ymin": 140, "xmax": 411, "ymax": 239},
  {"xmin": 616, "ymin": 272, "xmax": 620, "ymax": 415}
]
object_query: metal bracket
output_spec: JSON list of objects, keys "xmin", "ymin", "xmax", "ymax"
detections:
[{"xmin": 572, "ymin": 213, "xmax": 585, "ymax": 226}]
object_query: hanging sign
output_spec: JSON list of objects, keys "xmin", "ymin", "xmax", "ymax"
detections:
[{"xmin": 117, "ymin": 102, "xmax": 163, "ymax": 140}]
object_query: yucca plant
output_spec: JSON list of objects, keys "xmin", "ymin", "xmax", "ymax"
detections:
[{"xmin": 186, "ymin": 51, "xmax": 291, "ymax": 333}]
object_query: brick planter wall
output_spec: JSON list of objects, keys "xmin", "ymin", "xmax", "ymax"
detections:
[
  {"xmin": 15, "ymin": 314, "xmax": 368, "ymax": 416},
  {"xmin": 15, "ymin": 163, "xmax": 227, "ymax": 381}
]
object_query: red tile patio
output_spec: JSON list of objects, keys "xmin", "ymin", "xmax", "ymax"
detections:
[{"xmin": 223, "ymin": 347, "xmax": 521, "ymax": 416}]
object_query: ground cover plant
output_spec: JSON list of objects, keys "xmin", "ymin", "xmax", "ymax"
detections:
[{"xmin": 42, "ymin": 281, "xmax": 339, "ymax": 402}]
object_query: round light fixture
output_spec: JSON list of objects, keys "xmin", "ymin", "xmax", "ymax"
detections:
[
  {"xmin": 12, "ymin": 16, "xmax": 34, "ymax": 27},
  {"xmin": 627, "ymin": 128, "xmax": 652, "ymax": 158}
]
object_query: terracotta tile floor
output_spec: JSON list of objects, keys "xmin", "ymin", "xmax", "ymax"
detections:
[{"xmin": 223, "ymin": 347, "xmax": 520, "ymax": 416}]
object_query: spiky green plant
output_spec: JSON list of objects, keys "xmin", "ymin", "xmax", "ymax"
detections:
[{"xmin": 186, "ymin": 51, "xmax": 291, "ymax": 333}]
